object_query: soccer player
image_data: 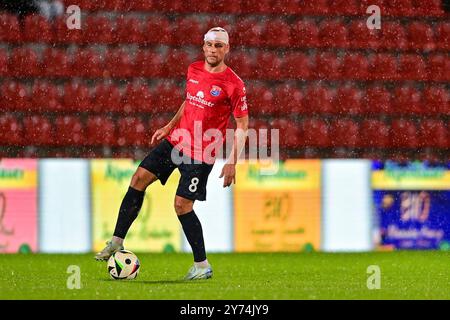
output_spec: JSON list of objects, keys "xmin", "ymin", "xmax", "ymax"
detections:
[{"xmin": 95, "ymin": 27, "xmax": 249, "ymax": 280}]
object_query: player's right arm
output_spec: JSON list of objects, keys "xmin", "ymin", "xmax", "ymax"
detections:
[{"xmin": 150, "ymin": 101, "xmax": 185, "ymax": 145}]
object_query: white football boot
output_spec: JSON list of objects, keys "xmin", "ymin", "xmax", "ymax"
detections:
[{"xmin": 94, "ymin": 240, "xmax": 124, "ymax": 261}]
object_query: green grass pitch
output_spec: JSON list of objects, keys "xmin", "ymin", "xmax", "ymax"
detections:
[{"xmin": 1, "ymin": 251, "xmax": 449, "ymax": 300}]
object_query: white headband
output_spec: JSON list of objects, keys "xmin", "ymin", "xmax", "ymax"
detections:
[{"xmin": 204, "ymin": 27, "xmax": 229, "ymax": 45}]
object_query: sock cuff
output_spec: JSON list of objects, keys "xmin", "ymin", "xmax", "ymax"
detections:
[
  {"xmin": 177, "ymin": 210, "xmax": 196, "ymax": 222},
  {"xmin": 128, "ymin": 186, "xmax": 145, "ymax": 197}
]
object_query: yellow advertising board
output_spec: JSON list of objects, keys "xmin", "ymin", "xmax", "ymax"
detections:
[
  {"xmin": 91, "ymin": 160, "xmax": 182, "ymax": 252},
  {"xmin": 372, "ymin": 161, "xmax": 450, "ymax": 190},
  {"xmin": 234, "ymin": 160, "xmax": 321, "ymax": 252}
]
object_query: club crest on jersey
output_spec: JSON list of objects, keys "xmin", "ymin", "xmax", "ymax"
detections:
[{"xmin": 210, "ymin": 85, "xmax": 222, "ymax": 97}]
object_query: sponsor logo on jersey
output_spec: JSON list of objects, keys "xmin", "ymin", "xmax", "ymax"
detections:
[
  {"xmin": 187, "ymin": 91, "xmax": 214, "ymax": 108},
  {"xmin": 210, "ymin": 85, "xmax": 222, "ymax": 97},
  {"xmin": 189, "ymin": 79, "xmax": 199, "ymax": 84}
]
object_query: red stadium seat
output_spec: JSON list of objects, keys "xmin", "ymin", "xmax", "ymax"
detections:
[
  {"xmin": 419, "ymin": 120, "xmax": 448, "ymax": 149},
  {"xmin": 427, "ymin": 54, "xmax": 449, "ymax": 82},
  {"xmin": 209, "ymin": 0, "xmax": 241, "ymax": 14},
  {"xmin": 263, "ymin": 19, "xmax": 291, "ymax": 48},
  {"xmin": 41, "ymin": 48, "xmax": 71, "ymax": 78},
  {"xmin": 423, "ymin": 86, "xmax": 449, "ymax": 115},
  {"xmin": 122, "ymin": 83, "xmax": 152, "ymax": 114},
  {"xmin": 270, "ymin": 0, "xmax": 300, "ymax": 15},
  {"xmin": 148, "ymin": 116, "xmax": 172, "ymax": 133},
  {"xmin": 0, "ymin": 114, "xmax": 23, "ymax": 146},
  {"xmin": 9, "ymin": 48, "xmax": 39, "ymax": 77},
  {"xmin": 53, "ymin": 17, "xmax": 82, "ymax": 44},
  {"xmin": 333, "ymin": 86, "xmax": 363, "ymax": 115},
  {"xmin": 299, "ymin": 0, "xmax": 328, "ymax": 15},
  {"xmin": 134, "ymin": 49, "xmax": 163, "ymax": 78},
  {"xmin": 364, "ymin": 86, "xmax": 392, "ymax": 115},
  {"xmin": 254, "ymin": 51, "xmax": 282, "ymax": 80},
  {"xmin": 340, "ymin": 53, "xmax": 369, "ymax": 80},
  {"xmin": 330, "ymin": 119, "xmax": 360, "ymax": 148},
  {"xmin": 23, "ymin": 14, "xmax": 52, "ymax": 43},
  {"xmin": 435, "ymin": 22, "xmax": 449, "ymax": 50},
  {"xmin": 270, "ymin": 119, "xmax": 301, "ymax": 149},
  {"xmin": 318, "ymin": 20, "xmax": 348, "ymax": 48},
  {"xmin": 72, "ymin": 49, "xmax": 103, "ymax": 78},
  {"xmin": 144, "ymin": 15, "xmax": 172, "ymax": 45},
  {"xmin": 0, "ymin": 49, "xmax": 8, "ymax": 77},
  {"xmin": 92, "ymin": 83, "xmax": 122, "ymax": 113},
  {"xmin": 163, "ymin": 49, "xmax": 191, "ymax": 78},
  {"xmin": 63, "ymin": 82, "xmax": 91, "ymax": 112},
  {"xmin": 233, "ymin": 17, "xmax": 263, "ymax": 47},
  {"xmin": 368, "ymin": 53, "xmax": 398, "ymax": 80},
  {"xmin": 392, "ymin": 86, "xmax": 424, "ymax": 115},
  {"xmin": 290, "ymin": 20, "xmax": 319, "ymax": 48},
  {"xmin": 303, "ymin": 85, "xmax": 335, "ymax": 114},
  {"xmin": 360, "ymin": 119, "xmax": 390, "ymax": 148},
  {"xmin": 239, "ymin": 0, "xmax": 272, "ymax": 14},
  {"xmin": 117, "ymin": 117, "xmax": 147, "ymax": 147},
  {"xmin": 160, "ymin": 0, "xmax": 208, "ymax": 13},
  {"xmin": 104, "ymin": 49, "xmax": 133, "ymax": 78},
  {"xmin": 384, "ymin": 0, "xmax": 414, "ymax": 16},
  {"xmin": 114, "ymin": 16, "xmax": 143, "ymax": 44},
  {"xmin": 172, "ymin": 17, "xmax": 203, "ymax": 46},
  {"xmin": 398, "ymin": 54, "xmax": 426, "ymax": 80},
  {"xmin": 246, "ymin": 84, "xmax": 274, "ymax": 116},
  {"xmin": 1, "ymin": 81, "xmax": 30, "ymax": 111},
  {"xmin": 0, "ymin": 14, "xmax": 21, "ymax": 43},
  {"xmin": 379, "ymin": 22, "xmax": 407, "ymax": 50},
  {"xmin": 280, "ymin": 52, "xmax": 311, "ymax": 79},
  {"xmin": 407, "ymin": 22, "xmax": 435, "ymax": 51},
  {"xmin": 273, "ymin": 84, "xmax": 304, "ymax": 115},
  {"xmin": 328, "ymin": 0, "xmax": 359, "ymax": 15},
  {"xmin": 152, "ymin": 81, "xmax": 184, "ymax": 114},
  {"xmin": 227, "ymin": 51, "xmax": 255, "ymax": 79},
  {"xmin": 54, "ymin": 116, "xmax": 85, "ymax": 146},
  {"xmin": 103, "ymin": 0, "xmax": 128, "ymax": 10},
  {"xmin": 31, "ymin": 81, "xmax": 62, "ymax": 112},
  {"xmin": 301, "ymin": 118, "xmax": 329, "ymax": 148},
  {"xmin": 347, "ymin": 20, "xmax": 379, "ymax": 49},
  {"xmin": 69, "ymin": 0, "xmax": 102, "ymax": 10},
  {"xmin": 86, "ymin": 116, "xmax": 116, "ymax": 146},
  {"xmin": 312, "ymin": 52, "xmax": 341, "ymax": 80},
  {"xmin": 83, "ymin": 16, "xmax": 114, "ymax": 44},
  {"xmin": 391, "ymin": 119, "xmax": 419, "ymax": 148},
  {"xmin": 205, "ymin": 16, "xmax": 233, "ymax": 32},
  {"xmin": 414, "ymin": 0, "xmax": 445, "ymax": 16},
  {"xmin": 129, "ymin": 0, "xmax": 155, "ymax": 10},
  {"xmin": 23, "ymin": 116, "xmax": 55, "ymax": 146}
]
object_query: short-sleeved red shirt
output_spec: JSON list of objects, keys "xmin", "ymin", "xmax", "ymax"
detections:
[{"xmin": 167, "ymin": 61, "xmax": 248, "ymax": 164}]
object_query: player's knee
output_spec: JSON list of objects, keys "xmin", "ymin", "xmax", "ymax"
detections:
[
  {"xmin": 174, "ymin": 198, "xmax": 193, "ymax": 215},
  {"xmin": 130, "ymin": 171, "xmax": 150, "ymax": 191}
]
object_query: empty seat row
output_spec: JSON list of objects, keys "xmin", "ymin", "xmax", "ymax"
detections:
[
  {"xmin": 0, "ymin": 114, "xmax": 171, "ymax": 147},
  {"xmin": 1, "ymin": 114, "xmax": 448, "ymax": 150},
  {"xmin": 247, "ymin": 84, "xmax": 449, "ymax": 116},
  {"xmin": 1, "ymin": 13, "xmax": 448, "ymax": 51},
  {"xmin": 1, "ymin": 47, "xmax": 448, "ymax": 82},
  {"xmin": 0, "ymin": 81, "xmax": 184, "ymax": 113},
  {"xmin": 1, "ymin": 80, "xmax": 448, "ymax": 116},
  {"xmin": 58, "ymin": 0, "xmax": 446, "ymax": 17},
  {"xmin": 250, "ymin": 117, "xmax": 449, "ymax": 149}
]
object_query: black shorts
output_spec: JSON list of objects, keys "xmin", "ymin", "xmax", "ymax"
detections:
[{"xmin": 138, "ymin": 139, "xmax": 214, "ymax": 201}]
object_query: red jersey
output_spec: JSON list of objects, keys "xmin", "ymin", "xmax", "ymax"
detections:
[{"xmin": 167, "ymin": 61, "xmax": 248, "ymax": 164}]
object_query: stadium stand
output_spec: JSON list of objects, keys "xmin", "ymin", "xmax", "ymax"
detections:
[{"xmin": 0, "ymin": 0, "xmax": 448, "ymax": 160}]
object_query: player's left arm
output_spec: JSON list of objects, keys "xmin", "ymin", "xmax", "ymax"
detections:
[
  {"xmin": 219, "ymin": 115, "xmax": 248, "ymax": 188},
  {"xmin": 220, "ymin": 80, "xmax": 249, "ymax": 187}
]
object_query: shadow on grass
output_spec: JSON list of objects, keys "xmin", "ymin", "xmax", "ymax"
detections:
[{"xmin": 99, "ymin": 279, "xmax": 206, "ymax": 285}]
